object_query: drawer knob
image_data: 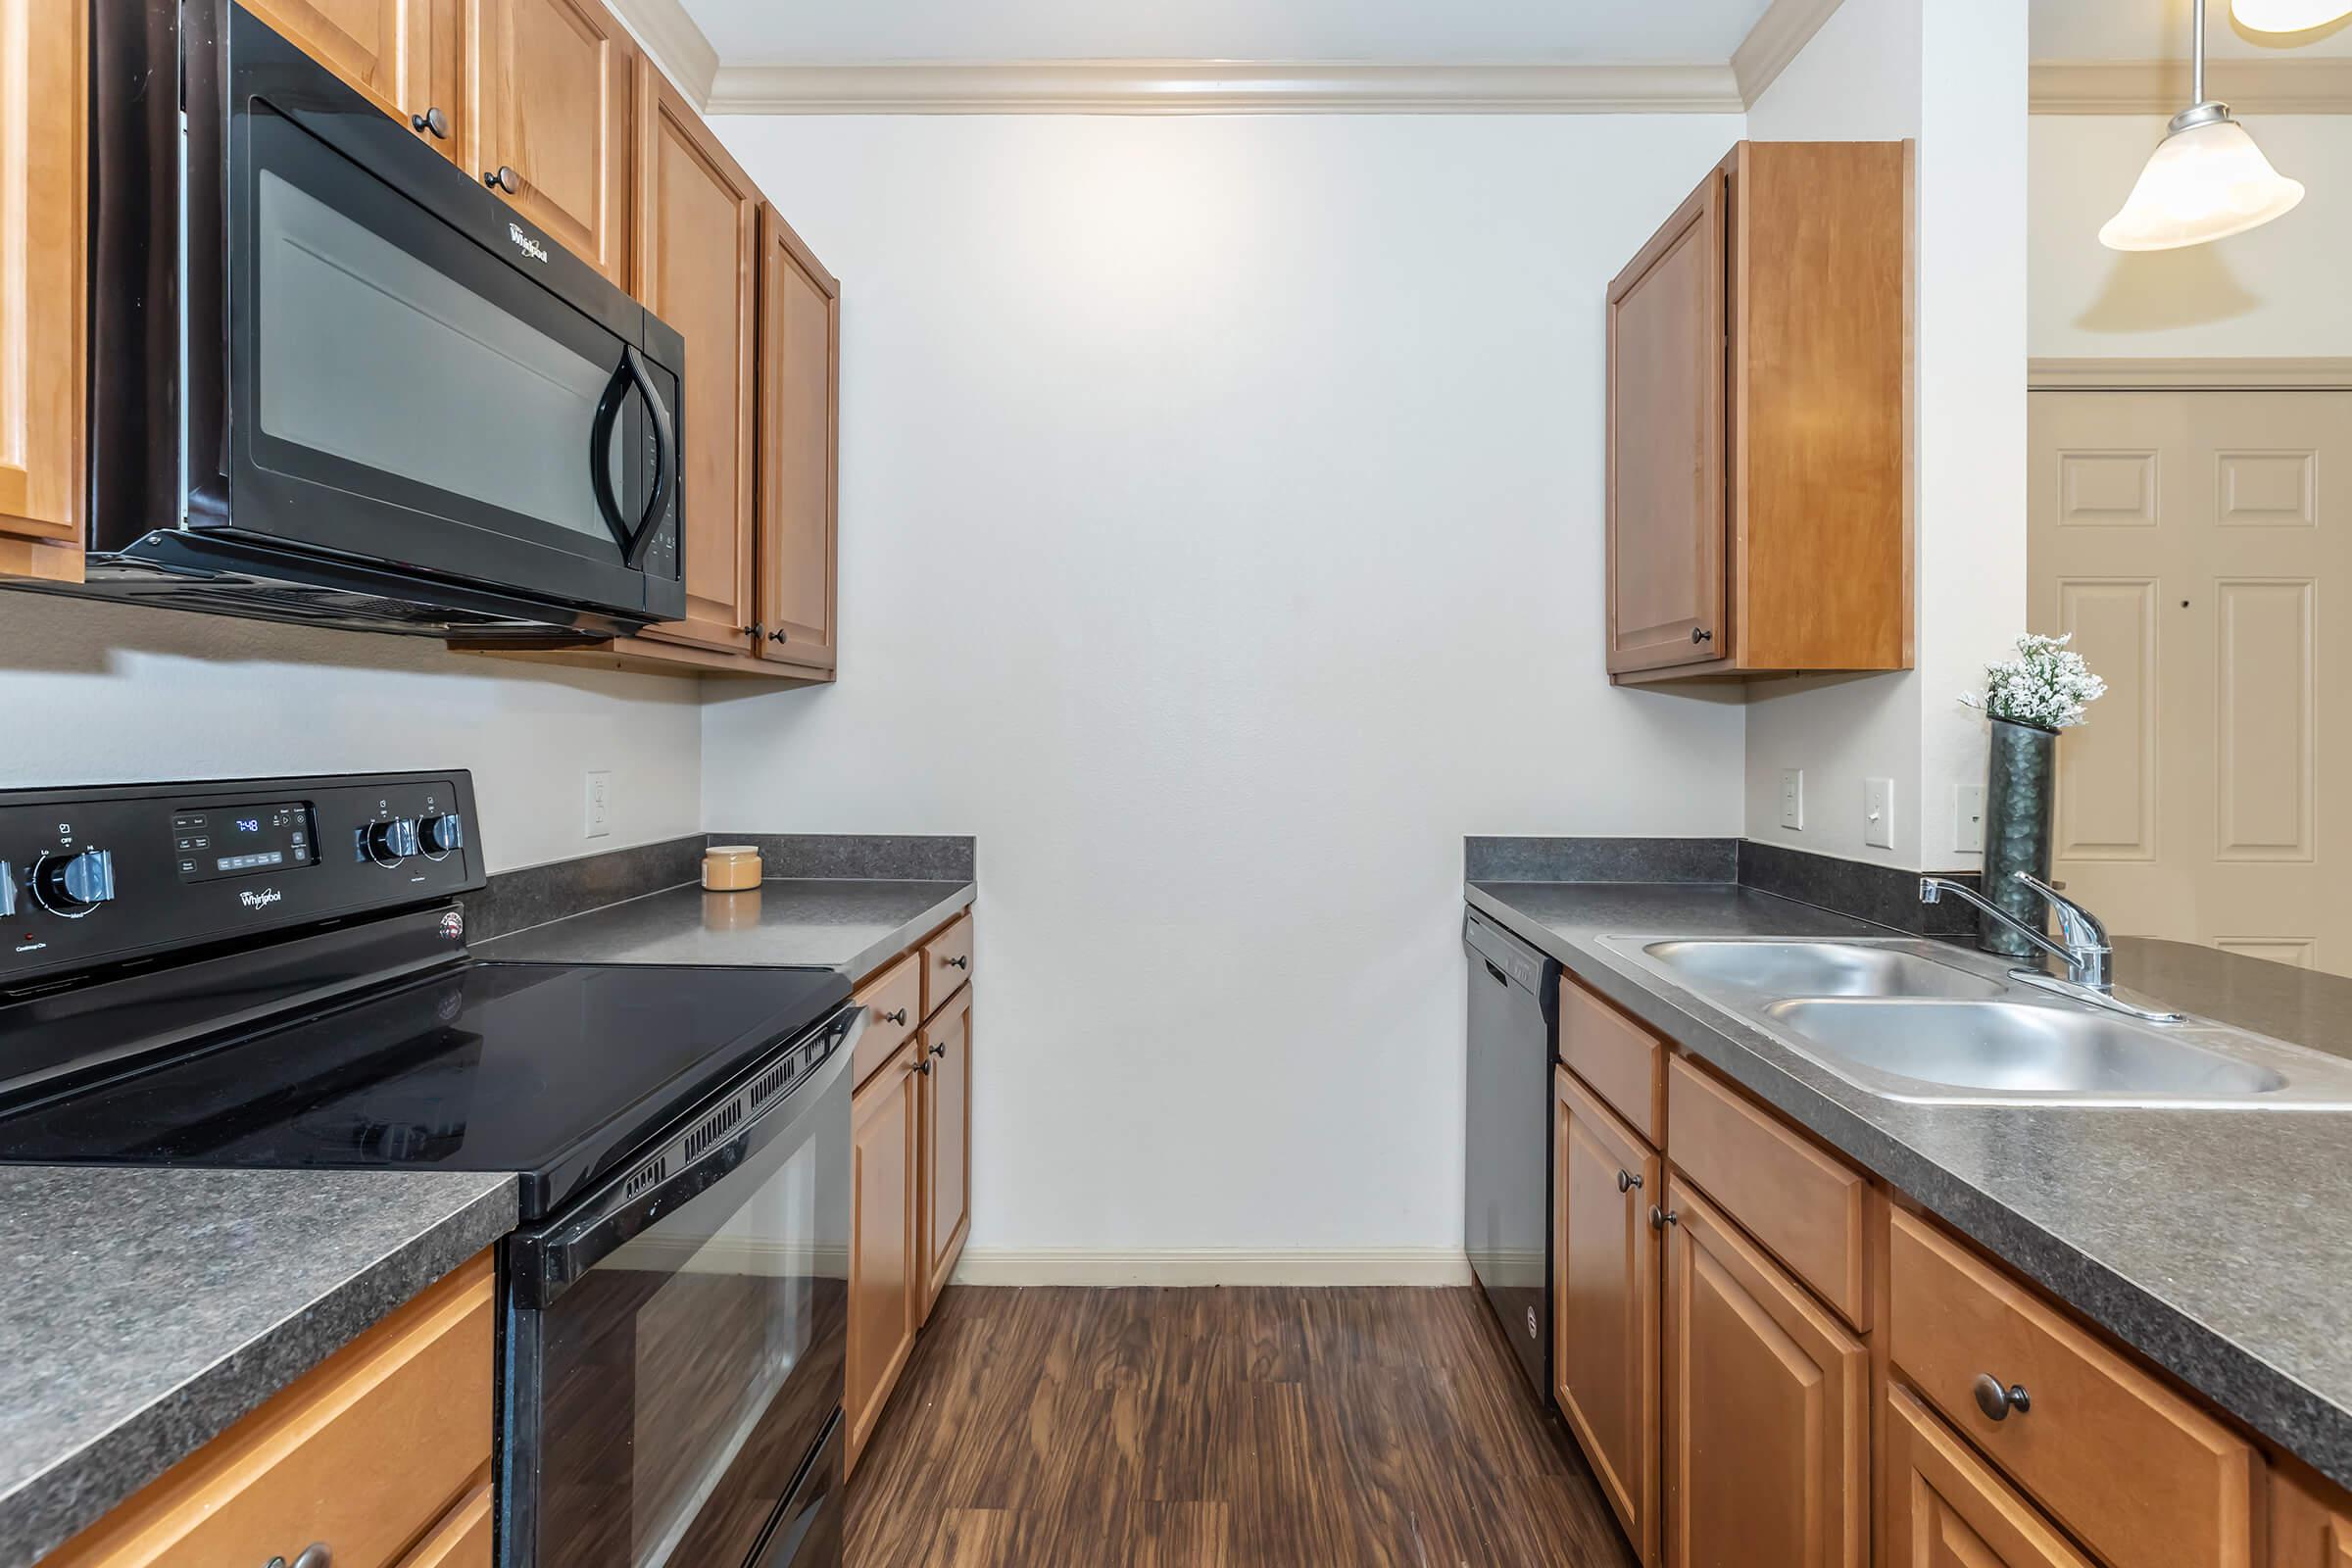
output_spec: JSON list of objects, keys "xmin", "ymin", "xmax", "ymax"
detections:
[
  {"xmin": 883, "ymin": 1007, "xmax": 908, "ymax": 1026},
  {"xmin": 930, "ymin": 1042, "xmax": 947, "ymax": 1058},
  {"xmin": 1648, "ymin": 1204, "xmax": 1677, "ymax": 1230},
  {"xmin": 1972, "ymin": 1373, "xmax": 2032, "ymax": 1422},
  {"xmin": 943, "ymin": 955, "xmax": 968, "ymax": 970},
  {"xmin": 1616, "ymin": 1169, "xmax": 1644, "ymax": 1193}
]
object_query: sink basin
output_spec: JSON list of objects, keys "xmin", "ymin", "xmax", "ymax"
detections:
[
  {"xmin": 1761, "ymin": 999, "xmax": 2288, "ymax": 1102},
  {"xmin": 1642, "ymin": 940, "xmax": 2005, "ymax": 1002}
]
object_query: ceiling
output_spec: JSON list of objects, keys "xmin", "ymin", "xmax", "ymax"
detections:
[
  {"xmin": 2033, "ymin": 0, "xmax": 2352, "ymax": 61},
  {"xmin": 677, "ymin": 0, "xmax": 1781, "ymax": 66}
]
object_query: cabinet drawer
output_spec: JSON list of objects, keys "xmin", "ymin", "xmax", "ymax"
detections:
[
  {"xmin": 853, "ymin": 952, "xmax": 922, "ymax": 1088},
  {"xmin": 397, "ymin": 1482, "xmax": 493, "ymax": 1568},
  {"xmin": 1665, "ymin": 1055, "xmax": 1870, "ymax": 1329},
  {"xmin": 1885, "ymin": 1386, "xmax": 2094, "ymax": 1568},
  {"xmin": 1888, "ymin": 1209, "xmax": 2260, "ymax": 1568},
  {"xmin": 922, "ymin": 910, "xmax": 974, "ymax": 1016},
  {"xmin": 1559, "ymin": 973, "xmax": 1664, "ymax": 1147},
  {"xmin": 48, "ymin": 1250, "xmax": 495, "ymax": 1568}
]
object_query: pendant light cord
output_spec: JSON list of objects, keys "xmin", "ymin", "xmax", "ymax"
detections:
[{"xmin": 2193, "ymin": 0, "xmax": 2208, "ymax": 105}]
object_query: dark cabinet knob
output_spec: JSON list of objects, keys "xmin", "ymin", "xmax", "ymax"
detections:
[
  {"xmin": 915, "ymin": 1057, "xmax": 934, "ymax": 1076},
  {"xmin": 1690, "ymin": 626, "xmax": 1714, "ymax": 644},
  {"xmin": 930, "ymin": 1042, "xmax": 947, "ymax": 1058},
  {"xmin": 483, "ymin": 165, "xmax": 520, "ymax": 194},
  {"xmin": 768, "ymin": 627, "xmax": 789, "ymax": 643},
  {"xmin": 943, "ymin": 955, "xmax": 968, "ymax": 971},
  {"xmin": 1648, "ymin": 1204, "xmax": 1677, "ymax": 1230},
  {"xmin": 1971, "ymin": 1373, "xmax": 2031, "ymax": 1422},
  {"xmin": 744, "ymin": 622, "xmax": 764, "ymax": 640},
  {"xmin": 883, "ymin": 1007, "xmax": 908, "ymax": 1026},
  {"xmin": 1616, "ymin": 1169, "xmax": 1643, "ymax": 1194},
  {"xmin": 412, "ymin": 105, "xmax": 449, "ymax": 138}
]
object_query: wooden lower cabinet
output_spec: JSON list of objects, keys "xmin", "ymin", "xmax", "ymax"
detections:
[
  {"xmin": 1554, "ymin": 1066, "xmax": 1662, "ymax": 1565},
  {"xmin": 43, "ymin": 1250, "xmax": 494, "ymax": 1568},
  {"xmin": 847, "ymin": 1036, "xmax": 923, "ymax": 1475},
  {"xmin": 1661, "ymin": 1176, "xmax": 1866, "ymax": 1568},
  {"xmin": 920, "ymin": 987, "xmax": 973, "ymax": 1321},
  {"xmin": 2275, "ymin": 1470, "xmax": 2352, "ymax": 1568},
  {"xmin": 1884, "ymin": 1387, "xmax": 2093, "ymax": 1568}
]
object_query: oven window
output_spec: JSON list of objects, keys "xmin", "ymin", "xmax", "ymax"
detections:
[
  {"xmin": 537, "ymin": 1088, "xmax": 848, "ymax": 1568},
  {"xmin": 254, "ymin": 169, "xmax": 625, "ymax": 546}
]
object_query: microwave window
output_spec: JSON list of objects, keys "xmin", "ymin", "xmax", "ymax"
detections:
[{"xmin": 255, "ymin": 171, "xmax": 626, "ymax": 546}]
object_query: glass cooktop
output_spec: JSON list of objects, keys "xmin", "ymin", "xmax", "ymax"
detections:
[{"xmin": 0, "ymin": 960, "xmax": 849, "ymax": 1219}]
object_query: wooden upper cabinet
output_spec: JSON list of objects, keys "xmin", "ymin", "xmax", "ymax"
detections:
[
  {"xmin": 1606, "ymin": 141, "xmax": 1910, "ymax": 685},
  {"xmin": 1554, "ymin": 1068, "xmax": 1662, "ymax": 1566},
  {"xmin": 0, "ymin": 0, "xmax": 87, "ymax": 584},
  {"xmin": 470, "ymin": 0, "xmax": 635, "ymax": 285},
  {"xmin": 632, "ymin": 60, "xmax": 760, "ymax": 656},
  {"xmin": 755, "ymin": 205, "xmax": 842, "ymax": 673},
  {"xmin": 240, "ymin": 0, "xmax": 422, "ymax": 124},
  {"xmin": 1662, "ymin": 1176, "xmax": 1866, "ymax": 1568},
  {"xmin": 1606, "ymin": 168, "xmax": 1726, "ymax": 675}
]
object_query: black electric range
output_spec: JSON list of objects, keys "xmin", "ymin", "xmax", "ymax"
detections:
[{"xmin": 0, "ymin": 771, "xmax": 858, "ymax": 1568}]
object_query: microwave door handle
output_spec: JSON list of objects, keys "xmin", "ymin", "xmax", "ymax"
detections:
[{"xmin": 587, "ymin": 346, "xmax": 675, "ymax": 568}]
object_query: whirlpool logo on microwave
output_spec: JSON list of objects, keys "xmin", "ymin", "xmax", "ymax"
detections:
[{"xmin": 508, "ymin": 222, "xmax": 550, "ymax": 264}]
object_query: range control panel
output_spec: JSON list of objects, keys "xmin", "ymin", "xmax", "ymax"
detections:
[{"xmin": 1, "ymin": 771, "xmax": 483, "ymax": 991}]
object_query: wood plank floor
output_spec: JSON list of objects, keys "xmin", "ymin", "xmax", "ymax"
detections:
[{"xmin": 845, "ymin": 1286, "xmax": 1640, "ymax": 1568}]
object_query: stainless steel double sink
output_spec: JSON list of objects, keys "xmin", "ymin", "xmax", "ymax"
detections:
[{"xmin": 1598, "ymin": 936, "xmax": 2352, "ymax": 1110}]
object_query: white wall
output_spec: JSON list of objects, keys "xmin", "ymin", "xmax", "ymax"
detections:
[
  {"xmin": 2030, "ymin": 115, "xmax": 2352, "ymax": 360},
  {"xmin": 0, "ymin": 598, "xmax": 703, "ymax": 872},
  {"xmin": 703, "ymin": 113, "xmax": 1748, "ymax": 1262},
  {"xmin": 1739, "ymin": 0, "xmax": 2029, "ymax": 872}
]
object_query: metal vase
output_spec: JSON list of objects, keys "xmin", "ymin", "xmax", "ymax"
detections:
[{"xmin": 1981, "ymin": 717, "xmax": 2058, "ymax": 958}]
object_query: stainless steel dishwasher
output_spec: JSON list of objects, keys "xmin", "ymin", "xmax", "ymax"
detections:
[{"xmin": 1463, "ymin": 908, "xmax": 1559, "ymax": 1397}]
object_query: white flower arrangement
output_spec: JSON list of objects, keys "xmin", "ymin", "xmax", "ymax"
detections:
[{"xmin": 1961, "ymin": 633, "xmax": 2108, "ymax": 732}]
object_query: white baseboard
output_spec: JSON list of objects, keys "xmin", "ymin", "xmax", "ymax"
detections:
[{"xmin": 949, "ymin": 1247, "xmax": 1472, "ymax": 1288}]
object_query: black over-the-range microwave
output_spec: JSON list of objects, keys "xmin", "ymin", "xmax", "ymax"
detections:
[{"xmin": 24, "ymin": 0, "xmax": 687, "ymax": 640}]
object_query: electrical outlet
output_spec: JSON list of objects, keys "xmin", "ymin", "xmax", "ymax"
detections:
[
  {"xmin": 584, "ymin": 770, "xmax": 612, "ymax": 839},
  {"xmin": 1954, "ymin": 784, "xmax": 1986, "ymax": 854},
  {"xmin": 1864, "ymin": 777, "xmax": 1895, "ymax": 851},
  {"xmin": 1779, "ymin": 769, "xmax": 1805, "ymax": 831}
]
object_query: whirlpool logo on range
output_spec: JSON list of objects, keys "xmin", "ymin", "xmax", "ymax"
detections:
[{"xmin": 239, "ymin": 888, "xmax": 284, "ymax": 910}]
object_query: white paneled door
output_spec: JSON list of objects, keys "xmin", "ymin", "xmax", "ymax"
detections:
[{"xmin": 2030, "ymin": 389, "xmax": 2350, "ymax": 977}]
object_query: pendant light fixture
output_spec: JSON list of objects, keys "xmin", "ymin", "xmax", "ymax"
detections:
[
  {"xmin": 2231, "ymin": 0, "xmax": 2352, "ymax": 33},
  {"xmin": 2099, "ymin": 0, "xmax": 2305, "ymax": 251}
]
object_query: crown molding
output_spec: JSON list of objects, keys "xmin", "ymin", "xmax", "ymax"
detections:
[
  {"xmin": 606, "ymin": 0, "xmax": 721, "ymax": 106},
  {"xmin": 702, "ymin": 59, "xmax": 1746, "ymax": 115},
  {"xmin": 1732, "ymin": 0, "xmax": 1847, "ymax": 106},
  {"xmin": 2029, "ymin": 358, "xmax": 2352, "ymax": 391},
  {"xmin": 2031, "ymin": 57, "xmax": 2352, "ymax": 113}
]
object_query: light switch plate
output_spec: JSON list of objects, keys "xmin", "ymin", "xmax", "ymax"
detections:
[
  {"xmin": 584, "ymin": 770, "xmax": 612, "ymax": 839},
  {"xmin": 1864, "ymin": 777, "xmax": 1895, "ymax": 850},
  {"xmin": 1954, "ymin": 784, "xmax": 1986, "ymax": 854},
  {"xmin": 1780, "ymin": 769, "xmax": 1804, "ymax": 831}
]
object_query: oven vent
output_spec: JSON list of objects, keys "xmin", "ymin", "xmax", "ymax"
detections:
[
  {"xmin": 683, "ymin": 1096, "xmax": 744, "ymax": 1162},
  {"xmin": 749, "ymin": 1058, "xmax": 794, "ymax": 1110},
  {"xmin": 624, "ymin": 1156, "xmax": 668, "ymax": 1198}
]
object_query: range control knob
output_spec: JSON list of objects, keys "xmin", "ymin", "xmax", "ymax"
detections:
[
  {"xmin": 0, "ymin": 860, "xmax": 16, "ymax": 919},
  {"xmin": 33, "ymin": 849, "xmax": 116, "ymax": 916},
  {"xmin": 416, "ymin": 813, "xmax": 466, "ymax": 858},
  {"xmin": 362, "ymin": 818, "xmax": 420, "ymax": 866}
]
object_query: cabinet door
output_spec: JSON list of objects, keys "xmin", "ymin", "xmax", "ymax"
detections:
[
  {"xmin": 2275, "ymin": 1471, "xmax": 2352, "ymax": 1568},
  {"xmin": 848, "ymin": 1043, "xmax": 922, "ymax": 1475},
  {"xmin": 471, "ymin": 0, "xmax": 633, "ymax": 284},
  {"xmin": 919, "ymin": 990, "xmax": 971, "ymax": 1322},
  {"xmin": 632, "ymin": 60, "xmax": 760, "ymax": 655},
  {"xmin": 1554, "ymin": 1068, "xmax": 1662, "ymax": 1565},
  {"xmin": 754, "ymin": 205, "xmax": 841, "ymax": 672},
  {"xmin": 1662, "ymin": 1176, "xmax": 1865, "ymax": 1568},
  {"xmin": 240, "ymin": 0, "xmax": 419, "ymax": 122},
  {"xmin": 0, "ymin": 0, "xmax": 85, "ymax": 580},
  {"xmin": 1886, "ymin": 1388, "xmax": 2095, "ymax": 1568},
  {"xmin": 1606, "ymin": 167, "xmax": 1727, "ymax": 674}
]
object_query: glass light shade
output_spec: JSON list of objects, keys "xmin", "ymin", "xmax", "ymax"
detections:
[
  {"xmin": 2230, "ymin": 0, "xmax": 2352, "ymax": 32},
  {"xmin": 2098, "ymin": 116, "xmax": 2305, "ymax": 251}
]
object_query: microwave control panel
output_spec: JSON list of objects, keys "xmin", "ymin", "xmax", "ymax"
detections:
[{"xmin": 0, "ymin": 771, "xmax": 481, "ymax": 991}]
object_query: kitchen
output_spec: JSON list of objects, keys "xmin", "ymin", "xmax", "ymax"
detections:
[{"xmin": 3, "ymin": 0, "xmax": 2350, "ymax": 1565}]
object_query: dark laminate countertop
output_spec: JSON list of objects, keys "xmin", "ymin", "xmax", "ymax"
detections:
[
  {"xmin": 1466, "ymin": 879, "xmax": 2352, "ymax": 1491},
  {"xmin": 0, "ymin": 1167, "xmax": 516, "ymax": 1568},
  {"xmin": 476, "ymin": 877, "xmax": 975, "ymax": 981}
]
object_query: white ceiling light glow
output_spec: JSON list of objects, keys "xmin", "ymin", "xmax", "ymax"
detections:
[
  {"xmin": 2230, "ymin": 0, "xmax": 2352, "ymax": 33},
  {"xmin": 2100, "ymin": 0, "xmax": 2305, "ymax": 251}
]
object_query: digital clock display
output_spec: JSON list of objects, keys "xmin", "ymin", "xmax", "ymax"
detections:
[{"xmin": 172, "ymin": 802, "xmax": 316, "ymax": 883}]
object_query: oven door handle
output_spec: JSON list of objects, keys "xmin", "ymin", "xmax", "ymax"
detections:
[
  {"xmin": 512, "ymin": 1003, "xmax": 865, "ymax": 1309},
  {"xmin": 588, "ymin": 344, "xmax": 676, "ymax": 570}
]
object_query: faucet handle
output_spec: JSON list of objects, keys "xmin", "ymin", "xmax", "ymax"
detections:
[{"xmin": 2012, "ymin": 871, "xmax": 2109, "ymax": 953}]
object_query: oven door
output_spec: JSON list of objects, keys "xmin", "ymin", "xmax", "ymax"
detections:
[
  {"xmin": 503, "ymin": 1014, "xmax": 855, "ymax": 1568},
  {"xmin": 204, "ymin": 3, "xmax": 683, "ymax": 622}
]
